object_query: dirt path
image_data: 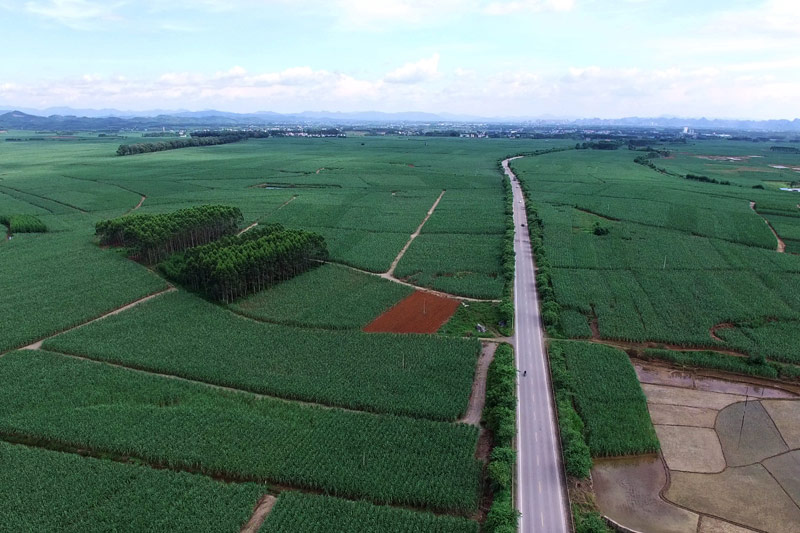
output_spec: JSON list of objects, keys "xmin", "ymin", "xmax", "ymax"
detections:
[
  {"xmin": 325, "ymin": 261, "xmax": 500, "ymax": 303},
  {"xmin": 237, "ymin": 221, "xmax": 259, "ymax": 236},
  {"xmin": 8, "ymin": 287, "xmax": 175, "ymax": 354},
  {"xmin": 385, "ymin": 190, "xmax": 445, "ymax": 277},
  {"xmin": 709, "ymin": 322, "xmax": 735, "ymax": 343},
  {"xmin": 124, "ymin": 195, "xmax": 146, "ymax": 215},
  {"xmin": 240, "ymin": 495, "xmax": 277, "ymax": 533},
  {"xmin": 751, "ymin": 201, "xmax": 786, "ymax": 253},
  {"xmin": 239, "ymin": 195, "xmax": 298, "ymax": 236},
  {"xmin": 459, "ymin": 342, "xmax": 497, "ymax": 426}
]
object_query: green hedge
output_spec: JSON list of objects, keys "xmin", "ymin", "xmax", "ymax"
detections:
[{"xmin": 481, "ymin": 343, "xmax": 519, "ymax": 532}]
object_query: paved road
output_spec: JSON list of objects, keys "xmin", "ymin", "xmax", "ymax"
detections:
[{"xmin": 503, "ymin": 157, "xmax": 570, "ymax": 533}]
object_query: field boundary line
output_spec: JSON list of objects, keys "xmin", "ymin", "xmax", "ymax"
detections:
[
  {"xmin": 0, "ymin": 432, "xmax": 476, "ymax": 519},
  {"xmin": 385, "ymin": 189, "xmax": 445, "ymax": 277},
  {"xmin": 0, "ymin": 287, "xmax": 175, "ymax": 357},
  {"xmin": 0, "ymin": 184, "xmax": 88, "ymax": 213},
  {"xmin": 325, "ymin": 261, "xmax": 500, "ymax": 303},
  {"xmin": 0, "ymin": 186, "xmax": 55, "ymax": 214},
  {"xmin": 37, "ymin": 347, "xmax": 464, "ymax": 423},
  {"xmin": 240, "ymin": 194, "xmax": 298, "ymax": 235}
]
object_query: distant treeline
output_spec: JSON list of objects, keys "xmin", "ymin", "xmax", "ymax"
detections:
[
  {"xmin": 142, "ymin": 132, "xmax": 181, "ymax": 137},
  {"xmin": 96, "ymin": 205, "xmax": 243, "ymax": 263},
  {"xmin": 685, "ymin": 173, "xmax": 731, "ymax": 185},
  {"xmin": 771, "ymin": 146, "xmax": 800, "ymax": 154},
  {"xmin": 160, "ymin": 224, "xmax": 328, "ymax": 303},
  {"xmin": 575, "ymin": 141, "xmax": 622, "ymax": 150},
  {"xmin": 115, "ymin": 134, "xmax": 249, "ymax": 156}
]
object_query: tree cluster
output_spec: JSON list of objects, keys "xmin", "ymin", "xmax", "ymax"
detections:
[
  {"xmin": 115, "ymin": 134, "xmax": 248, "ymax": 156},
  {"xmin": 160, "ymin": 224, "xmax": 328, "ymax": 303},
  {"xmin": 770, "ymin": 146, "xmax": 800, "ymax": 153},
  {"xmin": 685, "ymin": 173, "xmax": 731, "ymax": 186},
  {"xmin": 576, "ymin": 141, "xmax": 621, "ymax": 150},
  {"xmin": 96, "ymin": 205, "xmax": 243, "ymax": 264}
]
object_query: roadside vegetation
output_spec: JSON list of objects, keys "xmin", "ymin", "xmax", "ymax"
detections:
[{"xmin": 482, "ymin": 343, "xmax": 519, "ymax": 533}]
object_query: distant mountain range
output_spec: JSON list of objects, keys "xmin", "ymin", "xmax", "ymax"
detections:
[{"xmin": 1, "ymin": 107, "xmax": 799, "ymax": 132}]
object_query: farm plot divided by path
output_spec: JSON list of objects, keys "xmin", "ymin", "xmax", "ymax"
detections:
[
  {"xmin": 595, "ymin": 361, "xmax": 800, "ymax": 533},
  {"xmin": 0, "ymin": 136, "xmax": 537, "ymax": 529},
  {"xmin": 511, "ymin": 148, "xmax": 800, "ymax": 356}
]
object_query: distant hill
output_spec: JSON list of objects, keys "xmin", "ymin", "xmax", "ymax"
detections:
[{"xmin": 1, "ymin": 108, "xmax": 799, "ymax": 131}]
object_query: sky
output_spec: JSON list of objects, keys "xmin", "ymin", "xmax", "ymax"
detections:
[{"xmin": 0, "ymin": 0, "xmax": 798, "ymax": 119}]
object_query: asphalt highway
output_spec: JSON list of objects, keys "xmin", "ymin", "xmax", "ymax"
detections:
[{"xmin": 503, "ymin": 157, "xmax": 569, "ymax": 533}]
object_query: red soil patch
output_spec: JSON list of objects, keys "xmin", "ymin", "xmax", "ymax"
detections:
[{"xmin": 363, "ymin": 290, "xmax": 460, "ymax": 334}]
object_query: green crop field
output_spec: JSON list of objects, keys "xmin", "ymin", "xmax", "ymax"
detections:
[
  {"xmin": 12, "ymin": 130, "xmax": 799, "ymax": 528},
  {"xmin": 0, "ymin": 134, "xmax": 541, "ymax": 527},
  {"xmin": 0, "ymin": 350, "xmax": 482, "ymax": 513},
  {"xmin": 512, "ymin": 145, "xmax": 800, "ymax": 362},
  {"xmin": 44, "ymin": 290, "xmax": 479, "ymax": 421},
  {"xmin": 0, "ymin": 440, "xmax": 265, "ymax": 532},
  {"xmin": 0, "ymin": 231, "xmax": 167, "ymax": 352},
  {"xmin": 261, "ymin": 492, "xmax": 479, "ymax": 533},
  {"xmin": 231, "ymin": 263, "xmax": 412, "ymax": 329},
  {"xmin": 549, "ymin": 341, "xmax": 658, "ymax": 457}
]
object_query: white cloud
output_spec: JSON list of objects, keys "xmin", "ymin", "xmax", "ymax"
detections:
[
  {"xmin": 483, "ymin": 0, "xmax": 574, "ymax": 15},
  {"xmin": 384, "ymin": 54, "xmax": 440, "ymax": 84},
  {"xmin": 332, "ymin": 0, "xmax": 469, "ymax": 29},
  {"xmin": 2, "ymin": 57, "xmax": 799, "ymax": 119},
  {"xmin": 23, "ymin": 0, "xmax": 124, "ymax": 28}
]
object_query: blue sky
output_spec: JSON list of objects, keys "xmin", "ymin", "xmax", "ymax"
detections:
[{"xmin": 0, "ymin": 0, "xmax": 798, "ymax": 118}]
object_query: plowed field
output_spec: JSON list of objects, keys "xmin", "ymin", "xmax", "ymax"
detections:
[{"xmin": 363, "ymin": 291, "xmax": 460, "ymax": 334}]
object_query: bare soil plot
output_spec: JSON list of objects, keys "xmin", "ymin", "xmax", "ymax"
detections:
[
  {"xmin": 699, "ymin": 516, "xmax": 759, "ymax": 533},
  {"xmin": 592, "ymin": 456, "xmax": 699, "ymax": 533},
  {"xmin": 762, "ymin": 399, "xmax": 800, "ymax": 448},
  {"xmin": 667, "ymin": 465, "xmax": 800, "ymax": 533},
  {"xmin": 363, "ymin": 291, "xmax": 460, "ymax": 334},
  {"xmin": 715, "ymin": 400, "xmax": 788, "ymax": 467},
  {"xmin": 636, "ymin": 364, "xmax": 695, "ymax": 388},
  {"xmin": 641, "ymin": 383, "xmax": 745, "ymax": 411},
  {"xmin": 763, "ymin": 450, "xmax": 800, "ymax": 506},
  {"xmin": 694, "ymin": 376, "xmax": 795, "ymax": 398},
  {"xmin": 655, "ymin": 425, "xmax": 725, "ymax": 473},
  {"xmin": 648, "ymin": 403, "xmax": 718, "ymax": 428}
]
